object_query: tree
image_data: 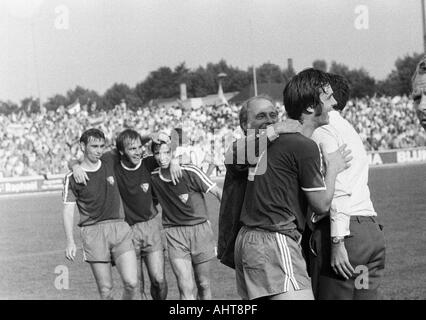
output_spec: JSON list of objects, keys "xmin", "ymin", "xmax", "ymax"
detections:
[
  {"xmin": 65, "ymin": 86, "xmax": 101, "ymax": 108},
  {"xmin": 256, "ymin": 62, "xmax": 284, "ymax": 84},
  {"xmin": 20, "ymin": 97, "xmax": 40, "ymax": 113},
  {"xmin": 377, "ymin": 52, "xmax": 424, "ymax": 96},
  {"xmin": 312, "ymin": 59, "xmax": 328, "ymax": 72},
  {"xmin": 135, "ymin": 66, "xmax": 180, "ymax": 103},
  {"xmin": 103, "ymin": 83, "xmax": 138, "ymax": 110},
  {"xmin": 329, "ymin": 61, "xmax": 376, "ymax": 98},
  {"xmin": 0, "ymin": 100, "xmax": 19, "ymax": 114},
  {"xmin": 44, "ymin": 94, "xmax": 68, "ymax": 111},
  {"xmin": 186, "ymin": 67, "xmax": 216, "ymax": 98},
  {"xmin": 174, "ymin": 62, "xmax": 190, "ymax": 85}
]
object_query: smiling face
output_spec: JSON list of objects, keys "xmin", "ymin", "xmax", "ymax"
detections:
[
  {"xmin": 412, "ymin": 56, "xmax": 426, "ymax": 130},
  {"xmin": 245, "ymin": 97, "xmax": 278, "ymax": 131},
  {"xmin": 121, "ymin": 138, "xmax": 143, "ymax": 166},
  {"xmin": 153, "ymin": 143, "xmax": 171, "ymax": 169}
]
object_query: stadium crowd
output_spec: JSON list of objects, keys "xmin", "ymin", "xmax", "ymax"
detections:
[{"xmin": 1, "ymin": 95, "xmax": 425, "ymax": 178}]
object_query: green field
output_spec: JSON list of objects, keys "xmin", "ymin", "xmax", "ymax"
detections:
[{"xmin": 1, "ymin": 163, "xmax": 426, "ymax": 300}]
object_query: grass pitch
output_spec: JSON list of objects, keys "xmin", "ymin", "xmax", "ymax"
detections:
[{"xmin": 0, "ymin": 163, "xmax": 425, "ymax": 300}]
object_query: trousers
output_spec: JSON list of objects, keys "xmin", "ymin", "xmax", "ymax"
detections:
[{"xmin": 308, "ymin": 216, "xmax": 386, "ymax": 300}]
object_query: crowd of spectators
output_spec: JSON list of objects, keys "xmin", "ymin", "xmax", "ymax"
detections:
[{"xmin": 1, "ymin": 95, "xmax": 425, "ymax": 178}]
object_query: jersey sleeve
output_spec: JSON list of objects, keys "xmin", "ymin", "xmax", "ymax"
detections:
[
  {"xmin": 63, "ymin": 173, "xmax": 76, "ymax": 204},
  {"xmin": 297, "ymin": 140, "xmax": 326, "ymax": 192},
  {"xmin": 184, "ymin": 165, "xmax": 216, "ymax": 193}
]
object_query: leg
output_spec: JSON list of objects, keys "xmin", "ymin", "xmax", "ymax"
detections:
[
  {"xmin": 89, "ymin": 262, "xmax": 114, "ymax": 300},
  {"xmin": 138, "ymin": 258, "xmax": 148, "ymax": 300},
  {"xmin": 169, "ymin": 258, "xmax": 195, "ymax": 300},
  {"xmin": 353, "ymin": 220, "xmax": 386, "ymax": 300},
  {"xmin": 144, "ymin": 250, "xmax": 168, "ymax": 300},
  {"xmin": 311, "ymin": 218, "xmax": 355, "ymax": 300},
  {"xmin": 193, "ymin": 260, "xmax": 212, "ymax": 300},
  {"xmin": 115, "ymin": 250, "xmax": 138, "ymax": 300}
]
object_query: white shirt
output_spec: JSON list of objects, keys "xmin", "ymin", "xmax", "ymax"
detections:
[{"xmin": 311, "ymin": 110, "xmax": 376, "ymax": 237}]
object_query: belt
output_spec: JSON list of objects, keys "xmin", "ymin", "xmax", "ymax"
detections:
[{"xmin": 350, "ymin": 215, "xmax": 377, "ymax": 223}]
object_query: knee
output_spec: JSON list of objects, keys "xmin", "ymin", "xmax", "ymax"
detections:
[
  {"xmin": 123, "ymin": 279, "xmax": 138, "ymax": 292},
  {"xmin": 99, "ymin": 285, "xmax": 114, "ymax": 299},
  {"xmin": 151, "ymin": 273, "xmax": 166, "ymax": 288},
  {"xmin": 151, "ymin": 278, "xmax": 166, "ymax": 289},
  {"xmin": 196, "ymin": 279, "xmax": 210, "ymax": 292}
]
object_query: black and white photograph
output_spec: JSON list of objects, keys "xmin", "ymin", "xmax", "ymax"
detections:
[{"xmin": 1, "ymin": 0, "xmax": 425, "ymax": 302}]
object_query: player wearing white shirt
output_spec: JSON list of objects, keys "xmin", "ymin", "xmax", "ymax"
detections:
[{"xmin": 309, "ymin": 74, "xmax": 386, "ymax": 300}]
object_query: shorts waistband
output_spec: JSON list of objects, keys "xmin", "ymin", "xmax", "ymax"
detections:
[
  {"xmin": 164, "ymin": 219, "xmax": 208, "ymax": 229},
  {"xmin": 242, "ymin": 226, "xmax": 302, "ymax": 244},
  {"xmin": 81, "ymin": 218, "xmax": 125, "ymax": 227}
]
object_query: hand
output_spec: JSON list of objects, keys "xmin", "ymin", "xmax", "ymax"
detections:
[
  {"xmin": 203, "ymin": 152, "xmax": 214, "ymax": 164},
  {"xmin": 331, "ymin": 241, "xmax": 354, "ymax": 280},
  {"xmin": 151, "ymin": 132, "xmax": 170, "ymax": 144},
  {"xmin": 272, "ymin": 119, "xmax": 302, "ymax": 134},
  {"xmin": 73, "ymin": 165, "xmax": 89, "ymax": 185},
  {"xmin": 321, "ymin": 143, "xmax": 352, "ymax": 174},
  {"xmin": 170, "ymin": 158, "xmax": 182, "ymax": 185},
  {"xmin": 65, "ymin": 242, "xmax": 77, "ymax": 261}
]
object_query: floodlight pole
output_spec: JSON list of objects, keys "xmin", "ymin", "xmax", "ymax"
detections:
[
  {"xmin": 252, "ymin": 66, "xmax": 258, "ymax": 96},
  {"xmin": 422, "ymin": 0, "xmax": 426, "ymax": 53}
]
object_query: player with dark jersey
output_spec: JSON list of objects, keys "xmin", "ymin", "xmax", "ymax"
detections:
[
  {"xmin": 234, "ymin": 68, "xmax": 352, "ymax": 300},
  {"xmin": 150, "ymin": 141, "xmax": 222, "ymax": 300},
  {"xmin": 70, "ymin": 129, "xmax": 175, "ymax": 300},
  {"xmin": 217, "ymin": 95, "xmax": 302, "ymax": 269},
  {"xmin": 62, "ymin": 128, "xmax": 138, "ymax": 300}
]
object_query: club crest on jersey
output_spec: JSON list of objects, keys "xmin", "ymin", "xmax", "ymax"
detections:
[
  {"xmin": 107, "ymin": 176, "xmax": 115, "ymax": 185},
  {"xmin": 178, "ymin": 194, "xmax": 189, "ymax": 203},
  {"xmin": 141, "ymin": 183, "xmax": 149, "ymax": 192}
]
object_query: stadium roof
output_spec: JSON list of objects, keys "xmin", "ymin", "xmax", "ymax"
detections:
[{"xmin": 228, "ymin": 83, "xmax": 285, "ymax": 104}]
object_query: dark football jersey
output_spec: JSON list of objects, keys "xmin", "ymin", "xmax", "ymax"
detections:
[
  {"xmin": 63, "ymin": 160, "xmax": 125, "ymax": 227},
  {"xmin": 241, "ymin": 133, "xmax": 326, "ymax": 235},
  {"xmin": 151, "ymin": 165, "xmax": 216, "ymax": 227}
]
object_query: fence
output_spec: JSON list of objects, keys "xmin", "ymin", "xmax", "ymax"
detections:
[{"xmin": 1, "ymin": 147, "xmax": 426, "ymax": 195}]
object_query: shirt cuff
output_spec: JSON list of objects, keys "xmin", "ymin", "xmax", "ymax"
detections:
[{"xmin": 330, "ymin": 211, "xmax": 351, "ymax": 237}]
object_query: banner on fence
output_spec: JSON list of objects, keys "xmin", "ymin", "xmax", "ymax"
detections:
[{"xmin": 1, "ymin": 147, "xmax": 426, "ymax": 195}]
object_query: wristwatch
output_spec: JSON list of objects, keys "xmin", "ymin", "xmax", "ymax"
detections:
[{"xmin": 331, "ymin": 236, "xmax": 345, "ymax": 244}]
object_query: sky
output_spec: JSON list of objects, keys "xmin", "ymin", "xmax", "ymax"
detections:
[{"xmin": 0, "ymin": 0, "xmax": 424, "ymax": 103}]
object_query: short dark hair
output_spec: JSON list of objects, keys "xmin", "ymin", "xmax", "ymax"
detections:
[
  {"xmin": 238, "ymin": 95, "xmax": 274, "ymax": 134},
  {"xmin": 283, "ymin": 68, "xmax": 330, "ymax": 120},
  {"xmin": 328, "ymin": 73, "xmax": 350, "ymax": 111},
  {"xmin": 150, "ymin": 140, "xmax": 168, "ymax": 155},
  {"xmin": 116, "ymin": 129, "xmax": 142, "ymax": 154},
  {"xmin": 79, "ymin": 128, "xmax": 105, "ymax": 145}
]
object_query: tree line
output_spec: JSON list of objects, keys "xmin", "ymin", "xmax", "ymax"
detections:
[{"xmin": 1, "ymin": 52, "xmax": 423, "ymax": 114}]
